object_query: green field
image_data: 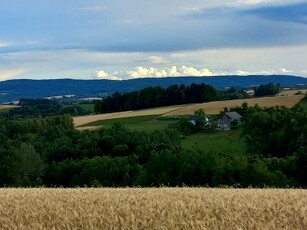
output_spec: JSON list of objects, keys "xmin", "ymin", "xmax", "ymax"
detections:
[
  {"xmin": 82, "ymin": 115, "xmax": 179, "ymax": 131},
  {"xmin": 181, "ymin": 129, "xmax": 246, "ymax": 153},
  {"xmin": 83, "ymin": 115, "xmax": 245, "ymax": 153}
]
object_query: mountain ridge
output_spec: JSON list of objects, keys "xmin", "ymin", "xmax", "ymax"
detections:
[{"xmin": 0, "ymin": 75, "xmax": 306, "ymax": 103}]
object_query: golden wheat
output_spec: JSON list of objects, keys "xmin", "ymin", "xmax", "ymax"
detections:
[
  {"xmin": 74, "ymin": 95, "xmax": 304, "ymax": 128},
  {"xmin": 0, "ymin": 188, "xmax": 306, "ymax": 229},
  {"xmin": 0, "ymin": 105, "xmax": 19, "ymax": 110},
  {"xmin": 164, "ymin": 95, "xmax": 304, "ymax": 116}
]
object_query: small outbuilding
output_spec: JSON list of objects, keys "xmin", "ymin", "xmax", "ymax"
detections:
[
  {"xmin": 217, "ymin": 111, "xmax": 242, "ymax": 130},
  {"xmin": 188, "ymin": 115, "xmax": 209, "ymax": 125}
]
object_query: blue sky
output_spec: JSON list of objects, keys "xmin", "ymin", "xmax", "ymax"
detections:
[{"xmin": 0, "ymin": 0, "xmax": 306, "ymax": 80}]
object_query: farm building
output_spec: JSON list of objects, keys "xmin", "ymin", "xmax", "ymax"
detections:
[
  {"xmin": 189, "ymin": 115, "xmax": 210, "ymax": 127},
  {"xmin": 217, "ymin": 111, "xmax": 242, "ymax": 130}
]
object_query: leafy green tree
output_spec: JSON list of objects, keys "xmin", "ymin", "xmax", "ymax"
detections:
[{"xmin": 12, "ymin": 143, "xmax": 45, "ymax": 186}]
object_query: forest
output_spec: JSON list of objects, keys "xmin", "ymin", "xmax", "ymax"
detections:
[
  {"xmin": 95, "ymin": 83, "xmax": 248, "ymax": 113},
  {"xmin": 95, "ymin": 83, "xmax": 280, "ymax": 114},
  {"xmin": 2, "ymin": 99, "xmax": 90, "ymax": 118},
  {"xmin": 0, "ymin": 100, "xmax": 306, "ymax": 187}
]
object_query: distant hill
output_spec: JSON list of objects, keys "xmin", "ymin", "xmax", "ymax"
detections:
[{"xmin": 0, "ymin": 75, "xmax": 306, "ymax": 103}]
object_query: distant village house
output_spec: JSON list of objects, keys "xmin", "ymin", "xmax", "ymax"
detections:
[
  {"xmin": 189, "ymin": 115, "xmax": 210, "ymax": 127},
  {"xmin": 217, "ymin": 111, "xmax": 242, "ymax": 130}
]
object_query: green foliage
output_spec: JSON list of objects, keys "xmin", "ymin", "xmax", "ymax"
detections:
[
  {"xmin": 0, "ymin": 107, "xmax": 306, "ymax": 187},
  {"xmin": 243, "ymin": 105, "xmax": 307, "ymax": 157},
  {"xmin": 181, "ymin": 129, "xmax": 246, "ymax": 154},
  {"xmin": 254, "ymin": 83, "xmax": 280, "ymax": 97},
  {"xmin": 296, "ymin": 95, "xmax": 307, "ymax": 112},
  {"xmin": 98, "ymin": 83, "xmax": 219, "ymax": 113},
  {"xmin": 3, "ymin": 98, "xmax": 89, "ymax": 118},
  {"xmin": 219, "ymin": 87, "xmax": 249, "ymax": 100}
]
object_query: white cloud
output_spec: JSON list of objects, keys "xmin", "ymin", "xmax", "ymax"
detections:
[
  {"xmin": 97, "ymin": 70, "xmax": 108, "ymax": 78},
  {"xmin": 127, "ymin": 67, "xmax": 166, "ymax": 78},
  {"xmin": 180, "ymin": 66, "xmax": 213, "ymax": 76},
  {"xmin": 126, "ymin": 65, "xmax": 213, "ymax": 78},
  {"xmin": 96, "ymin": 65, "xmax": 299, "ymax": 81},
  {"xmin": 0, "ymin": 68, "xmax": 25, "ymax": 81},
  {"xmin": 96, "ymin": 70, "xmax": 122, "ymax": 80},
  {"xmin": 280, "ymin": 68, "xmax": 293, "ymax": 73},
  {"xmin": 235, "ymin": 70, "xmax": 250, "ymax": 75}
]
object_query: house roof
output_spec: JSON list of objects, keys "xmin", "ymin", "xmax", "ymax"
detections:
[
  {"xmin": 189, "ymin": 115, "xmax": 209, "ymax": 122},
  {"xmin": 224, "ymin": 111, "xmax": 242, "ymax": 120}
]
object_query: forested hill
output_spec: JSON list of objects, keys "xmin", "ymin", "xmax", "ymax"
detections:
[{"xmin": 0, "ymin": 75, "xmax": 306, "ymax": 103}]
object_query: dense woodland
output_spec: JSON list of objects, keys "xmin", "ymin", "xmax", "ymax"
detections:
[
  {"xmin": 95, "ymin": 83, "xmax": 248, "ymax": 113},
  {"xmin": 95, "ymin": 83, "xmax": 280, "ymax": 114},
  {"xmin": 2, "ymin": 99, "xmax": 89, "ymax": 118},
  {"xmin": 0, "ymin": 99, "xmax": 306, "ymax": 187}
]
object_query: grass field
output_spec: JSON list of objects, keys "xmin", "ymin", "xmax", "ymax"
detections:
[
  {"xmin": 81, "ymin": 115, "xmax": 180, "ymax": 131},
  {"xmin": 0, "ymin": 188, "xmax": 306, "ymax": 229},
  {"xmin": 182, "ymin": 129, "xmax": 246, "ymax": 153},
  {"xmin": 74, "ymin": 105, "xmax": 182, "ymax": 127}
]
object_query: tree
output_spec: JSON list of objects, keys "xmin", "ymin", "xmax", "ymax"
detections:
[
  {"xmin": 254, "ymin": 83, "xmax": 280, "ymax": 97},
  {"xmin": 12, "ymin": 143, "xmax": 45, "ymax": 186}
]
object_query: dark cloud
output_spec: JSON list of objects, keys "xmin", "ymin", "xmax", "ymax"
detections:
[{"xmin": 243, "ymin": 2, "xmax": 307, "ymax": 24}]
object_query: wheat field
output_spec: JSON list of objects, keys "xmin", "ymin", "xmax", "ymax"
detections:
[
  {"xmin": 74, "ymin": 94, "xmax": 304, "ymax": 128},
  {"xmin": 163, "ymin": 95, "xmax": 304, "ymax": 116},
  {"xmin": 0, "ymin": 188, "xmax": 306, "ymax": 229}
]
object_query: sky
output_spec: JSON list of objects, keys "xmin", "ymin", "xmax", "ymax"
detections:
[{"xmin": 0, "ymin": 0, "xmax": 307, "ymax": 81}]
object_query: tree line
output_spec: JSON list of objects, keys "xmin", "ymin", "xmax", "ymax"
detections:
[
  {"xmin": 2, "ymin": 99, "xmax": 89, "ymax": 118},
  {"xmin": 95, "ymin": 83, "xmax": 249, "ymax": 113}
]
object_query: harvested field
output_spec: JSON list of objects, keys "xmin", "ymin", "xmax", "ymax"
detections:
[
  {"xmin": 74, "ymin": 95, "xmax": 304, "ymax": 128},
  {"xmin": 73, "ymin": 106, "xmax": 182, "ymax": 127},
  {"xmin": 164, "ymin": 95, "xmax": 304, "ymax": 116},
  {"xmin": 0, "ymin": 105, "xmax": 18, "ymax": 110},
  {"xmin": 0, "ymin": 188, "xmax": 306, "ymax": 229},
  {"xmin": 277, "ymin": 89, "xmax": 307, "ymax": 96}
]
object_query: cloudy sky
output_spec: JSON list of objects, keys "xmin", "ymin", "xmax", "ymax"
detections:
[{"xmin": 0, "ymin": 0, "xmax": 307, "ymax": 80}]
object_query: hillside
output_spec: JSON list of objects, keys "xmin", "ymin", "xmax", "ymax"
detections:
[
  {"xmin": 0, "ymin": 75, "xmax": 306, "ymax": 103},
  {"xmin": 74, "ymin": 94, "xmax": 304, "ymax": 128}
]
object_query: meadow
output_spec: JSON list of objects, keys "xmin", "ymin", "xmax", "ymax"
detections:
[
  {"xmin": 0, "ymin": 188, "xmax": 306, "ymax": 229},
  {"xmin": 182, "ymin": 129, "xmax": 246, "ymax": 153},
  {"xmin": 80, "ymin": 114, "xmax": 178, "ymax": 132}
]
